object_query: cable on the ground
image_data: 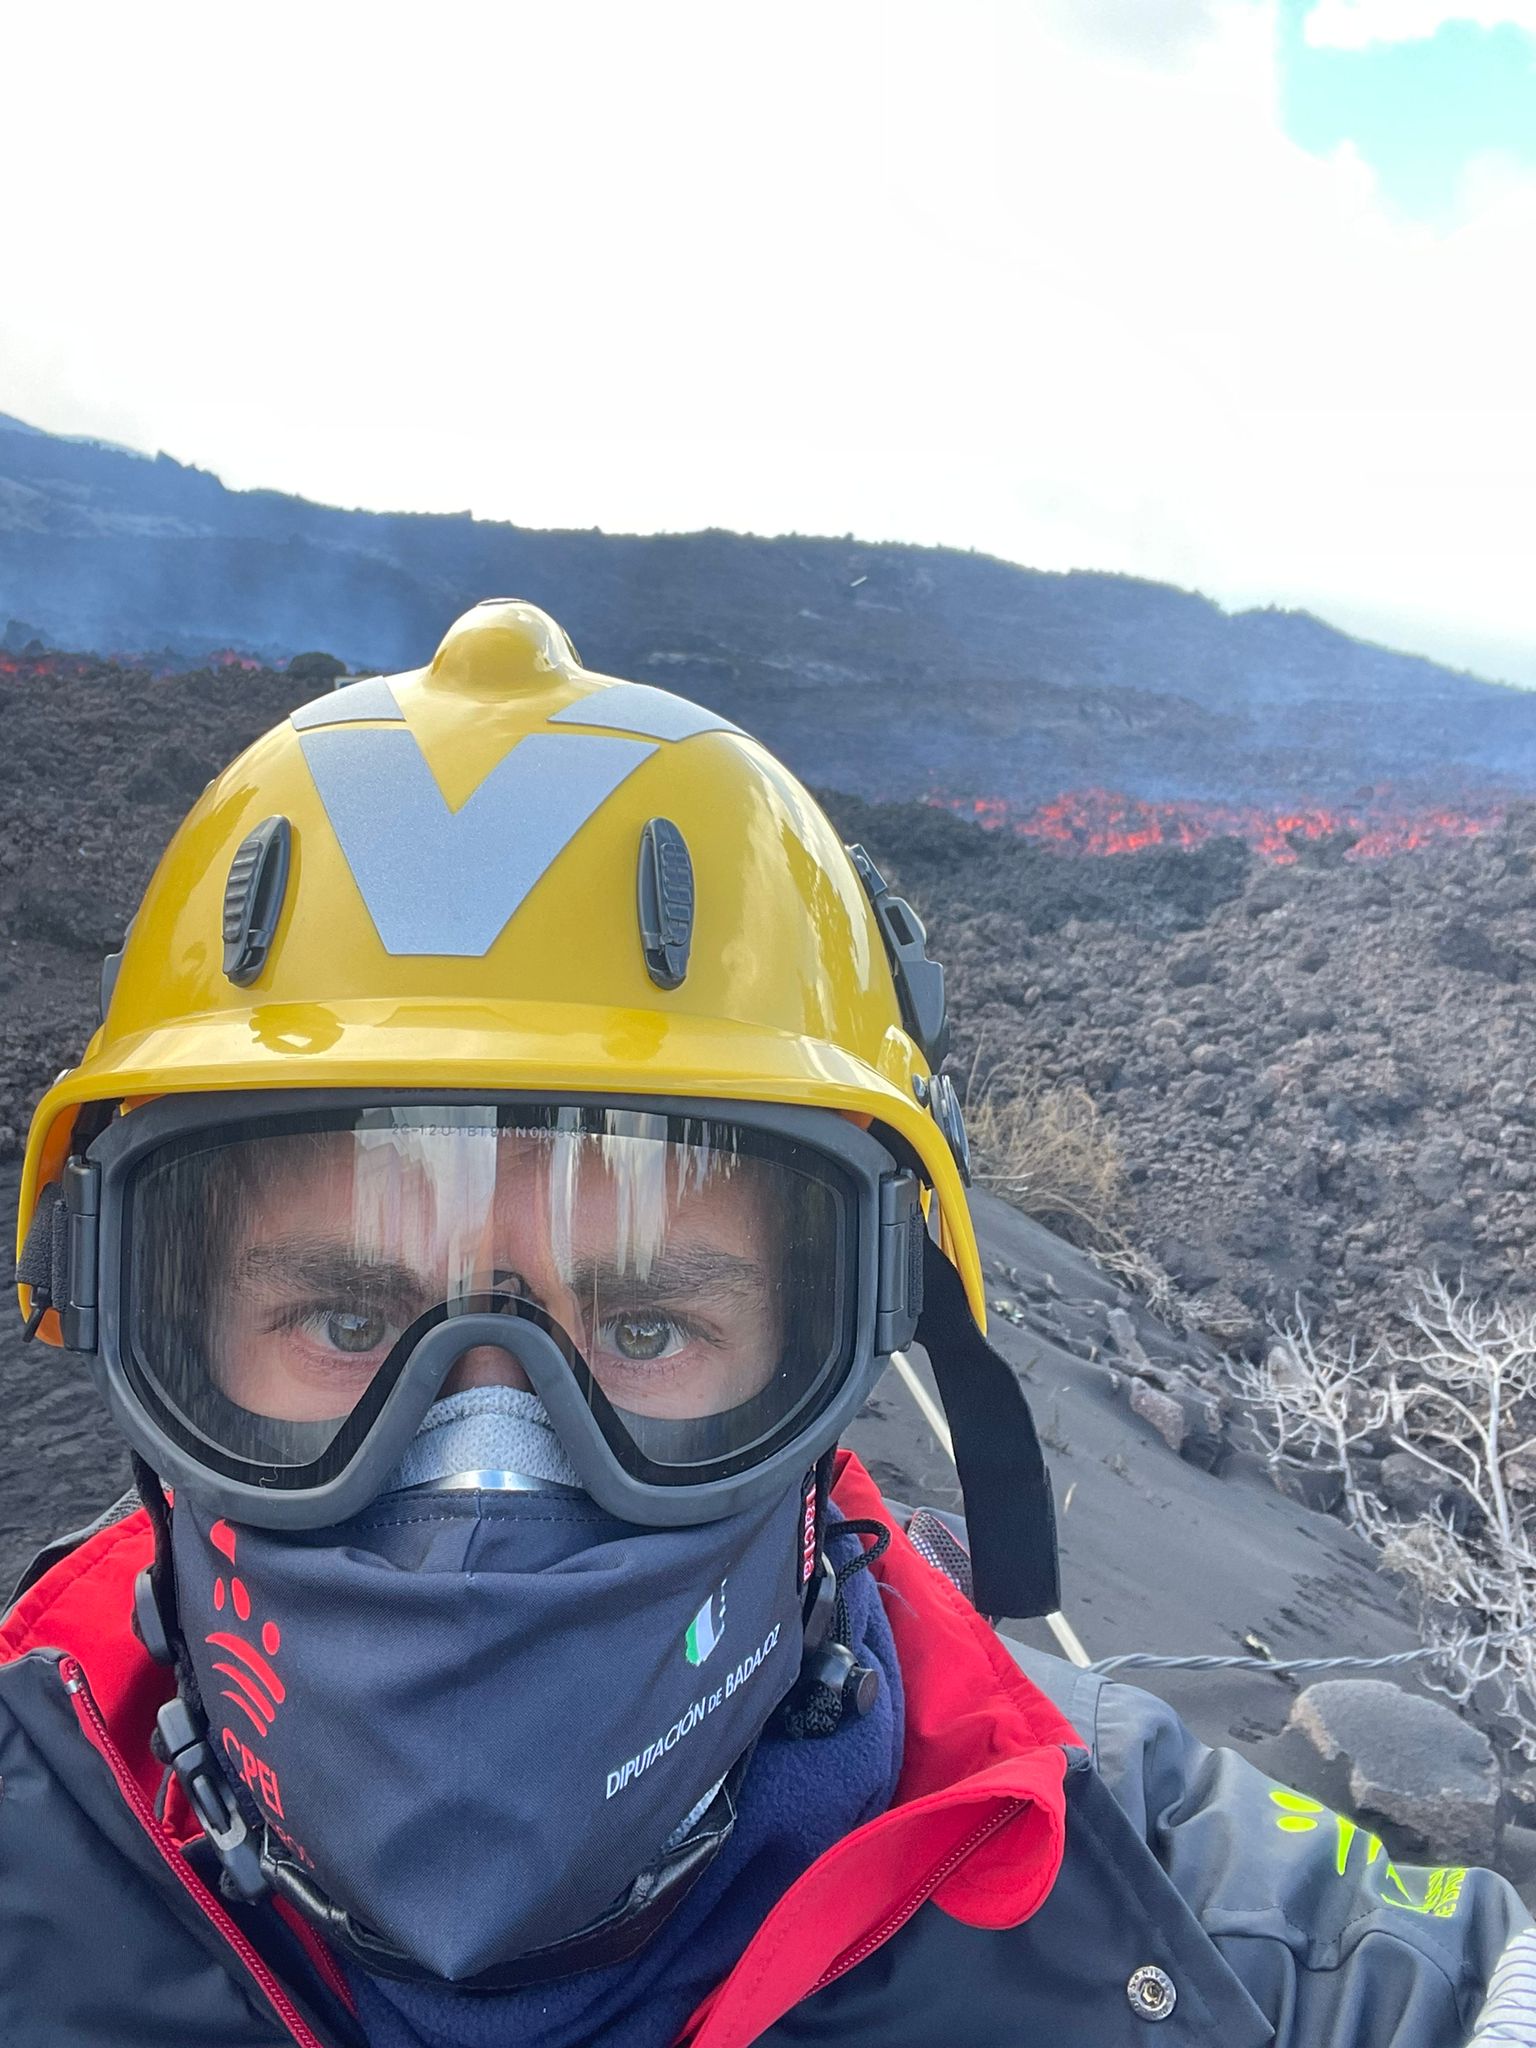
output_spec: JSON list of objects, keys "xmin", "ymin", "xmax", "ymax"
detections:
[{"xmin": 1091, "ymin": 1634, "xmax": 1527, "ymax": 1679}]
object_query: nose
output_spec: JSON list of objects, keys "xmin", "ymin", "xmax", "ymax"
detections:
[{"xmin": 442, "ymin": 1344, "xmax": 533, "ymax": 1396}]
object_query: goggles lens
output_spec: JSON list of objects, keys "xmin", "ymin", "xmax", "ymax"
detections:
[{"xmin": 123, "ymin": 1106, "xmax": 853, "ymax": 1487}]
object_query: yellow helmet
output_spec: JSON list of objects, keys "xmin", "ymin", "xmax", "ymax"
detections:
[{"xmin": 18, "ymin": 600, "xmax": 982, "ymax": 1335}]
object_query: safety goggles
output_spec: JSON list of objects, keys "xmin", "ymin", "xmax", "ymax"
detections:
[{"xmin": 48, "ymin": 1093, "xmax": 925, "ymax": 1529}]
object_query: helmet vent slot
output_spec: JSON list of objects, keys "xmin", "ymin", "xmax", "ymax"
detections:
[
  {"xmin": 636, "ymin": 818, "xmax": 694, "ymax": 990},
  {"xmin": 222, "ymin": 816, "xmax": 292, "ymax": 987}
]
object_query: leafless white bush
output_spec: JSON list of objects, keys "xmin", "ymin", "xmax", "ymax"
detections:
[
  {"xmin": 1375, "ymin": 1278, "xmax": 1536, "ymax": 1758},
  {"xmin": 1227, "ymin": 1307, "xmax": 1390, "ymax": 1529},
  {"xmin": 1374, "ymin": 1512, "xmax": 1536, "ymax": 1759},
  {"xmin": 1232, "ymin": 1276, "xmax": 1536, "ymax": 1758},
  {"xmin": 1384, "ymin": 1277, "xmax": 1536, "ymax": 1560}
]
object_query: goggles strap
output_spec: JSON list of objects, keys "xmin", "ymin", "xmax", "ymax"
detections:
[
  {"xmin": 915, "ymin": 1234, "xmax": 1062, "ymax": 1621},
  {"xmin": 15, "ymin": 1186, "xmax": 69, "ymax": 1338}
]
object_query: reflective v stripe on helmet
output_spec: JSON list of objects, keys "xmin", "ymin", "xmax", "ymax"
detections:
[
  {"xmin": 548, "ymin": 681, "xmax": 744, "ymax": 744},
  {"xmin": 299, "ymin": 727, "xmax": 656, "ymax": 955},
  {"xmin": 290, "ymin": 675, "xmax": 407, "ymax": 730}
]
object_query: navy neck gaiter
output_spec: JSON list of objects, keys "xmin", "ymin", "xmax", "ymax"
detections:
[
  {"xmin": 174, "ymin": 1471, "xmax": 810, "ymax": 1979},
  {"xmin": 346, "ymin": 1513, "xmax": 905, "ymax": 2048}
]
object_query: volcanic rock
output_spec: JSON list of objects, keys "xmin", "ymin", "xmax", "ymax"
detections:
[
  {"xmin": 1129, "ymin": 1381, "xmax": 1187, "ymax": 1456},
  {"xmin": 1153, "ymin": 1236, "xmax": 1227, "ymax": 1292},
  {"xmin": 1129, "ymin": 1378, "xmax": 1225, "ymax": 1471},
  {"xmin": 1437, "ymin": 921, "xmax": 1524, "ymax": 982},
  {"xmin": 1245, "ymin": 875, "xmax": 1294, "ymax": 918},
  {"xmin": 1168, "ymin": 948, "xmax": 1217, "ymax": 987},
  {"xmin": 1376, "ymin": 1452, "xmax": 1481, "ymax": 1533},
  {"xmin": 1272, "ymin": 1460, "xmax": 1347, "ymax": 1515},
  {"xmin": 1105, "ymin": 1307, "xmax": 1152, "ymax": 1370},
  {"xmin": 1501, "ymin": 1826, "xmax": 1536, "ymax": 1893},
  {"xmin": 1410, "ymin": 1136, "xmax": 1464, "ymax": 1206},
  {"xmin": 1183, "ymin": 1074, "xmax": 1225, "ymax": 1114},
  {"xmin": 1287, "ymin": 1001, "xmax": 1337, "ymax": 1036},
  {"xmin": 1289, "ymin": 1680, "xmax": 1501, "ymax": 1864},
  {"xmin": 1189, "ymin": 1042, "xmax": 1235, "ymax": 1074}
]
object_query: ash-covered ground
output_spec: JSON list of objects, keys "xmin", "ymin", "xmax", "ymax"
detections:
[{"xmin": 0, "ymin": 655, "xmax": 313, "ymax": 1147}]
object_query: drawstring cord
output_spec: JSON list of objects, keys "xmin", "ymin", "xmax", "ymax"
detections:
[
  {"xmin": 778, "ymin": 1518, "xmax": 891, "ymax": 1741},
  {"xmin": 829, "ymin": 1518, "xmax": 891, "ymax": 1644}
]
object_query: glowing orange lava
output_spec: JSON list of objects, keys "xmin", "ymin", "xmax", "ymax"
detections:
[
  {"xmin": 0, "ymin": 648, "xmax": 268, "ymax": 681},
  {"xmin": 927, "ymin": 787, "xmax": 1508, "ymax": 863},
  {"xmin": 0, "ymin": 652, "xmax": 87, "ymax": 681}
]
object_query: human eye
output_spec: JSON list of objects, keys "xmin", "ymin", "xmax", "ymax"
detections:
[
  {"xmin": 267, "ymin": 1298, "xmax": 404, "ymax": 1369},
  {"xmin": 592, "ymin": 1308, "xmax": 698, "ymax": 1366}
]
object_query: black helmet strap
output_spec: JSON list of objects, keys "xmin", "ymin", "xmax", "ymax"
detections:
[{"xmin": 915, "ymin": 1233, "xmax": 1061, "ymax": 1622}]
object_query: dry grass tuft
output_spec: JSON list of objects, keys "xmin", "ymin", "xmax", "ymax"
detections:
[{"xmin": 964, "ymin": 1070, "xmax": 1130, "ymax": 1250}]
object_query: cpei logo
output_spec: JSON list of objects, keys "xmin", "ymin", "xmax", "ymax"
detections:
[{"xmin": 685, "ymin": 1580, "xmax": 727, "ymax": 1666}]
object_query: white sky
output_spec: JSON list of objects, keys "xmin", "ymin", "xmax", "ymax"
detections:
[
  {"xmin": 1305, "ymin": 0, "xmax": 1536, "ymax": 45},
  {"xmin": 2, "ymin": 0, "xmax": 1534, "ymax": 683}
]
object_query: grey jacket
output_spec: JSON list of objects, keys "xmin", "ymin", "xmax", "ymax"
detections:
[{"xmin": 1005, "ymin": 1639, "xmax": 1536, "ymax": 2046}]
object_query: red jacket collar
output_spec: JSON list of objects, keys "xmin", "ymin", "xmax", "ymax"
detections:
[
  {"xmin": 680, "ymin": 1451, "xmax": 1077, "ymax": 2047},
  {"xmin": 1, "ymin": 1454, "xmax": 1078, "ymax": 2044},
  {"xmin": 1, "ymin": 1507, "xmax": 166, "ymax": 1804}
]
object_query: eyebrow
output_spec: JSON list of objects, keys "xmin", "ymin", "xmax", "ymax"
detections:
[
  {"xmin": 236, "ymin": 1240, "xmax": 770, "ymax": 1307},
  {"xmin": 568, "ymin": 1247, "xmax": 770, "ymax": 1305},
  {"xmin": 238, "ymin": 1241, "xmax": 429, "ymax": 1304}
]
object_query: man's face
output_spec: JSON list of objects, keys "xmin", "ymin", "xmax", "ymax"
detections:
[{"xmin": 206, "ymin": 1127, "xmax": 787, "ymax": 1427}]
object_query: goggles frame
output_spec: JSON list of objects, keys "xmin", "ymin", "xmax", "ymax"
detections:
[{"xmin": 52, "ymin": 1090, "xmax": 925, "ymax": 1531}]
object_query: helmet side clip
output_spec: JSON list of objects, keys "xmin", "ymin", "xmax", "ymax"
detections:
[
  {"xmin": 16, "ymin": 1155, "xmax": 99, "ymax": 1348},
  {"xmin": 846, "ymin": 844, "xmax": 969, "ymax": 1184},
  {"xmin": 846, "ymin": 843, "xmax": 949, "ymax": 1062}
]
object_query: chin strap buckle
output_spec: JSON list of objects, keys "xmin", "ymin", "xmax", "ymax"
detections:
[{"xmin": 154, "ymin": 1695, "xmax": 270, "ymax": 1903}]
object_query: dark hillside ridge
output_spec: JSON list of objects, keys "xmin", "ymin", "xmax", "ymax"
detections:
[{"xmin": 5, "ymin": 413, "xmax": 1536, "ymax": 809}]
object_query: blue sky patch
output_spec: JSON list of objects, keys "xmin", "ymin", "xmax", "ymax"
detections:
[{"xmin": 1280, "ymin": 6, "xmax": 1536, "ymax": 218}]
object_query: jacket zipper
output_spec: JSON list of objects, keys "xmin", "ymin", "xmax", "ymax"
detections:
[
  {"xmin": 58, "ymin": 1655, "xmax": 331, "ymax": 2048},
  {"xmin": 806, "ymin": 1799, "xmax": 1024, "ymax": 1996}
]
